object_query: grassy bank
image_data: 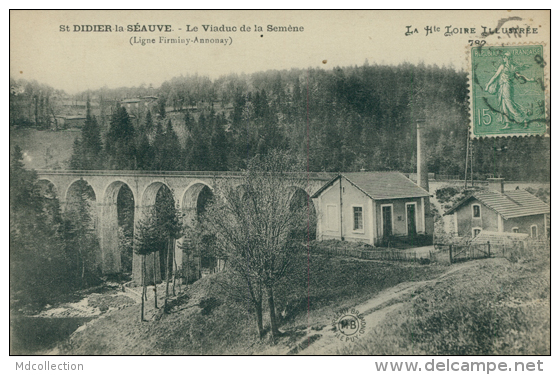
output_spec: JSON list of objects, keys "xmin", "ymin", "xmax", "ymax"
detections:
[
  {"xmin": 10, "ymin": 128, "xmax": 79, "ymax": 169},
  {"xmin": 340, "ymin": 253, "xmax": 550, "ymax": 355},
  {"xmin": 59, "ymin": 254, "xmax": 446, "ymax": 354}
]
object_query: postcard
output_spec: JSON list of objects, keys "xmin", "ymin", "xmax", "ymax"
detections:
[{"xmin": 10, "ymin": 10, "xmax": 550, "ymax": 359}]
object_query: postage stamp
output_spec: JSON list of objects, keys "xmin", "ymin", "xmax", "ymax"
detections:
[{"xmin": 469, "ymin": 43, "xmax": 549, "ymax": 138}]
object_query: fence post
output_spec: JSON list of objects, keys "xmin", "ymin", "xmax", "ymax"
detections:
[
  {"xmin": 449, "ymin": 244, "xmax": 453, "ymax": 264},
  {"xmin": 487, "ymin": 241, "xmax": 491, "ymax": 258}
]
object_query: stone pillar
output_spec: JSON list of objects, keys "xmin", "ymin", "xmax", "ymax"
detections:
[
  {"xmin": 178, "ymin": 183, "xmax": 209, "ymax": 284},
  {"xmin": 94, "ymin": 201, "xmax": 104, "ymax": 268},
  {"xmin": 100, "ymin": 201, "xmax": 122, "ymax": 274}
]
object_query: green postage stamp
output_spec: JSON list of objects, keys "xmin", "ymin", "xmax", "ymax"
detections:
[{"xmin": 469, "ymin": 43, "xmax": 548, "ymax": 138}]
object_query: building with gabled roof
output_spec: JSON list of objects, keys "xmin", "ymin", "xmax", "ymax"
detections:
[
  {"xmin": 444, "ymin": 178, "xmax": 549, "ymax": 239},
  {"xmin": 311, "ymin": 172, "xmax": 432, "ymax": 246}
]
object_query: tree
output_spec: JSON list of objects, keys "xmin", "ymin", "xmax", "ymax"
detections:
[
  {"xmin": 80, "ymin": 100, "xmax": 104, "ymax": 169},
  {"xmin": 144, "ymin": 109, "xmax": 155, "ymax": 134},
  {"xmin": 134, "ymin": 189, "xmax": 183, "ymax": 319},
  {"xmin": 63, "ymin": 180, "xmax": 100, "ymax": 288},
  {"xmin": 157, "ymin": 95, "xmax": 167, "ymax": 119},
  {"xmin": 185, "ymin": 112, "xmax": 210, "ymax": 171},
  {"xmin": 208, "ymin": 110, "xmax": 228, "ymax": 171},
  {"xmin": 105, "ymin": 106, "xmax": 137, "ymax": 169},
  {"xmin": 152, "ymin": 120, "xmax": 183, "ymax": 171},
  {"xmin": 153, "ymin": 188, "xmax": 183, "ymax": 312},
  {"xmin": 70, "ymin": 99, "xmax": 103, "ymax": 170},
  {"xmin": 117, "ymin": 186, "xmax": 135, "ymax": 273},
  {"xmin": 136, "ymin": 131, "xmax": 154, "ymax": 171},
  {"xmin": 163, "ymin": 120, "xmax": 184, "ymax": 171},
  {"xmin": 152, "ymin": 120, "xmax": 166, "ymax": 171},
  {"xmin": 69, "ymin": 137, "xmax": 85, "ymax": 170},
  {"xmin": 10, "ymin": 146, "xmax": 72, "ymax": 306},
  {"xmin": 134, "ymin": 208, "xmax": 161, "ymax": 320},
  {"xmin": 201, "ymin": 151, "xmax": 310, "ymax": 339}
]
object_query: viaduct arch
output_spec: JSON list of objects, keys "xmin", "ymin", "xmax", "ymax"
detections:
[{"xmin": 35, "ymin": 170, "xmax": 329, "ymax": 285}]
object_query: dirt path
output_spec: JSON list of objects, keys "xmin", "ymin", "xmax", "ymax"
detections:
[{"xmin": 290, "ymin": 262, "xmax": 473, "ymax": 355}]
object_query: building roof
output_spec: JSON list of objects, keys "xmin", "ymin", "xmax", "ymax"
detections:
[
  {"xmin": 311, "ymin": 172, "xmax": 431, "ymax": 200},
  {"xmin": 471, "ymin": 231, "xmax": 529, "ymax": 245},
  {"xmin": 444, "ymin": 189, "xmax": 550, "ymax": 219}
]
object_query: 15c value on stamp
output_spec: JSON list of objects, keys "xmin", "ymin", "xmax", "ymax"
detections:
[{"xmin": 469, "ymin": 43, "xmax": 548, "ymax": 138}]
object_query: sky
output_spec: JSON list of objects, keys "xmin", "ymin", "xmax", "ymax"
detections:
[{"xmin": 10, "ymin": 10, "xmax": 550, "ymax": 94}]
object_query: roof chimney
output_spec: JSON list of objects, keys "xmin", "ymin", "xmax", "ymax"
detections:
[{"xmin": 487, "ymin": 178, "xmax": 505, "ymax": 193}]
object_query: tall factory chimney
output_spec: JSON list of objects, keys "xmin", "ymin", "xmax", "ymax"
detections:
[
  {"xmin": 416, "ymin": 119, "xmax": 434, "ymax": 243},
  {"xmin": 416, "ymin": 119, "xmax": 429, "ymax": 192}
]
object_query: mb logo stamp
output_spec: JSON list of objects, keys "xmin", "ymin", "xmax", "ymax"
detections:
[{"xmin": 332, "ymin": 308, "xmax": 366, "ymax": 342}]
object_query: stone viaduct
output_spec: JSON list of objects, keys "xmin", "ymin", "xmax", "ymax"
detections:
[{"xmin": 35, "ymin": 170, "xmax": 331, "ymax": 285}]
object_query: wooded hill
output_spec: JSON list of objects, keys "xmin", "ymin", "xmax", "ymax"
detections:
[{"xmin": 10, "ymin": 62, "xmax": 550, "ymax": 181}]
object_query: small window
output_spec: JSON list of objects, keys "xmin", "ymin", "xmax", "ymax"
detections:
[
  {"xmin": 512, "ymin": 227, "xmax": 519, "ymax": 233},
  {"xmin": 473, "ymin": 227, "xmax": 482, "ymax": 237},
  {"xmin": 531, "ymin": 225, "xmax": 538, "ymax": 238},
  {"xmin": 353, "ymin": 206, "xmax": 363, "ymax": 231},
  {"xmin": 472, "ymin": 204, "xmax": 481, "ymax": 218}
]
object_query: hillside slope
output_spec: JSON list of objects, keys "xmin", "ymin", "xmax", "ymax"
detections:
[{"xmin": 10, "ymin": 128, "xmax": 79, "ymax": 170}]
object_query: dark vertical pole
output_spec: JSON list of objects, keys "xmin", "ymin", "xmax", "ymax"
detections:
[
  {"xmin": 487, "ymin": 241, "xmax": 491, "ymax": 258},
  {"xmin": 464, "ymin": 133, "xmax": 470, "ymax": 189},
  {"xmin": 417, "ymin": 118, "xmax": 432, "ymax": 243},
  {"xmin": 470, "ymin": 141, "xmax": 474, "ymax": 187},
  {"xmin": 449, "ymin": 244, "xmax": 453, "ymax": 264},
  {"xmin": 416, "ymin": 119, "xmax": 429, "ymax": 192},
  {"xmin": 339, "ymin": 177, "xmax": 343, "ymax": 241}
]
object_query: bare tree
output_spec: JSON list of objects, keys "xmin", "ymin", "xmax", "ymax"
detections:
[{"xmin": 202, "ymin": 151, "xmax": 311, "ymax": 340}]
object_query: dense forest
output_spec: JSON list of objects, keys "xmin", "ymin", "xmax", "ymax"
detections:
[
  {"xmin": 10, "ymin": 62, "xmax": 550, "ymax": 181},
  {"xmin": 10, "ymin": 146, "xmax": 102, "ymax": 307}
]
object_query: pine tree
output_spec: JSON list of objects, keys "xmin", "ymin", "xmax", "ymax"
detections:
[
  {"xmin": 184, "ymin": 110, "xmax": 194, "ymax": 132},
  {"xmin": 80, "ymin": 99, "xmax": 104, "ymax": 169},
  {"xmin": 10, "ymin": 146, "xmax": 72, "ymax": 305},
  {"xmin": 69, "ymin": 137, "xmax": 84, "ymax": 170},
  {"xmin": 214, "ymin": 112, "xmax": 229, "ymax": 170},
  {"xmin": 105, "ymin": 106, "xmax": 137, "ymax": 170},
  {"xmin": 188, "ymin": 112, "xmax": 210, "ymax": 170},
  {"xmin": 134, "ymin": 208, "xmax": 161, "ymax": 320},
  {"xmin": 152, "ymin": 121, "xmax": 165, "ymax": 171},
  {"xmin": 144, "ymin": 109, "xmax": 154, "ymax": 134},
  {"xmin": 153, "ymin": 188, "xmax": 183, "ymax": 312},
  {"xmin": 163, "ymin": 120, "xmax": 184, "ymax": 171},
  {"xmin": 136, "ymin": 132, "xmax": 154, "ymax": 170}
]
